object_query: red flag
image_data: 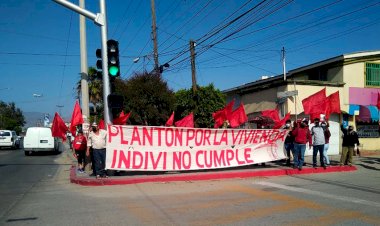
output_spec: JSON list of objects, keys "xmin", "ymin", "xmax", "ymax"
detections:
[
  {"xmin": 70, "ymin": 100, "xmax": 84, "ymax": 136},
  {"xmin": 212, "ymin": 110, "xmax": 226, "ymax": 128},
  {"xmin": 302, "ymin": 88, "xmax": 326, "ymax": 114},
  {"xmin": 51, "ymin": 112, "xmax": 68, "ymax": 142},
  {"xmin": 309, "ymin": 98, "xmax": 329, "ymax": 121},
  {"xmin": 175, "ymin": 112, "xmax": 194, "ymax": 128},
  {"xmin": 113, "ymin": 111, "xmax": 131, "ymax": 125},
  {"xmin": 98, "ymin": 119, "xmax": 105, "ymax": 130},
  {"xmin": 165, "ymin": 111, "xmax": 174, "ymax": 126},
  {"xmin": 273, "ymin": 112, "xmax": 291, "ymax": 129},
  {"xmin": 261, "ymin": 109, "xmax": 280, "ymax": 122},
  {"xmin": 377, "ymin": 92, "xmax": 380, "ymax": 110},
  {"xmin": 212, "ymin": 100, "xmax": 235, "ymax": 128},
  {"xmin": 324, "ymin": 91, "xmax": 341, "ymax": 120},
  {"xmin": 228, "ymin": 104, "xmax": 248, "ymax": 128}
]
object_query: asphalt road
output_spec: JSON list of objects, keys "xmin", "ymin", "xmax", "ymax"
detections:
[{"xmin": 0, "ymin": 145, "xmax": 379, "ymax": 226}]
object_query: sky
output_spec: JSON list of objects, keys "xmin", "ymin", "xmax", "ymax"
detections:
[{"xmin": 0, "ymin": 0, "xmax": 379, "ymax": 120}]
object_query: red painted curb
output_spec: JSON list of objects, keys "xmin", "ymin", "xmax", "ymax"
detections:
[{"xmin": 69, "ymin": 165, "xmax": 357, "ymax": 186}]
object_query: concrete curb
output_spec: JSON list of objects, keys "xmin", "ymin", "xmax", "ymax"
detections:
[{"xmin": 70, "ymin": 165, "xmax": 357, "ymax": 186}]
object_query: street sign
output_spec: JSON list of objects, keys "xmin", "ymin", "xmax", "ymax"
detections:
[{"xmin": 277, "ymin": 90, "xmax": 298, "ymax": 99}]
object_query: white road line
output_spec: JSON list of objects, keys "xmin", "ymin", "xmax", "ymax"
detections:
[{"xmin": 256, "ymin": 181, "xmax": 380, "ymax": 208}]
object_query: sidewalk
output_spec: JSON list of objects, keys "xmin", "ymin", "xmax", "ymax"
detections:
[{"xmin": 67, "ymin": 151, "xmax": 377, "ymax": 186}]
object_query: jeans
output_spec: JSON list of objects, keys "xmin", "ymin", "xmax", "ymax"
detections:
[
  {"xmin": 284, "ymin": 143, "xmax": 294, "ymax": 164},
  {"xmin": 93, "ymin": 148, "xmax": 106, "ymax": 176},
  {"xmin": 293, "ymin": 143, "xmax": 306, "ymax": 168},
  {"xmin": 313, "ymin": 144, "xmax": 325, "ymax": 167},
  {"xmin": 323, "ymin": 143, "xmax": 330, "ymax": 165}
]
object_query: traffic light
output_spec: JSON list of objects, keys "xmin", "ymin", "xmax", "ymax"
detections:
[
  {"xmin": 95, "ymin": 48, "xmax": 103, "ymax": 79},
  {"xmin": 107, "ymin": 39, "xmax": 120, "ymax": 77},
  {"xmin": 107, "ymin": 94, "xmax": 124, "ymax": 109}
]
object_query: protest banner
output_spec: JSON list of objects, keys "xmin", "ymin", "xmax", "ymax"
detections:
[{"xmin": 106, "ymin": 125, "xmax": 288, "ymax": 171}]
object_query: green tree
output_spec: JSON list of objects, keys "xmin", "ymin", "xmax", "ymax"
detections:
[
  {"xmin": 76, "ymin": 67, "xmax": 103, "ymax": 119},
  {"xmin": 0, "ymin": 101, "xmax": 25, "ymax": 134},
  {"xmin": 115, "ymin": 72, "xmax": 176, "ymax": 126},
  {"xmin": 175, "ymin": 84, "xmax": 226, "ymax": 128}
]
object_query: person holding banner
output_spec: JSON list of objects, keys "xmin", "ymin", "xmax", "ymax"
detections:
[
  {"xmin": 283, "ymin": 120, "xmax": 294, "ymax": 166},
  {"xmin": 86, "ymin": 122, "xmax": 108, "ymax": 179},
  {"xmin": 291, "ymin": 119, "xmax": 312, "ymax": 170}
]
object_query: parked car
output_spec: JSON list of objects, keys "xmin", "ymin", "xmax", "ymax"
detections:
[
  {"xmin": 0, "ymin": 130, "xmax": 18, "ymax": 149},
  {"xmin": 23, "ymin": 127, "xmax": 59, "ymax": 156}
]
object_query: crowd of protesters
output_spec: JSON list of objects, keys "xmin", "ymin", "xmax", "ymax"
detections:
[{"xmin": 282, "ymin": 118, "xmax": 359, "ymax": 170}]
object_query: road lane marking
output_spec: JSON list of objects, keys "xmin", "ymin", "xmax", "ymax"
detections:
[
  {"xmin": 256, "ymin": 181, "xmax": 380, "ymax": 208},
  {"xmin": 192, "ymin": 185, "xmax": 323, "ymax": 225}
]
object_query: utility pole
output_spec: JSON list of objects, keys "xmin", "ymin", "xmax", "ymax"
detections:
[
  {"xmin": 79, "ymin": 0, "xmax": 89, "ymax": 121},
  {"xmin": 282, "ymin": 46, "xmax": 286, "ymax": 81},
  {"xmin": 53, "ymin": 0, "xmax": 113, "ymax": 125},
  {"xmin": 150, "ymin": 0, "xmax": 159, "ymax": 74},
  {"xmin": 190, "ymin": 40, "xmax": 197, "ymax": 93}
]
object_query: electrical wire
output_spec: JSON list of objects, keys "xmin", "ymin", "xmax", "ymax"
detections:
[{"xmin": 57, "ymin": 12, "xmax": 73, "ymax": 110}]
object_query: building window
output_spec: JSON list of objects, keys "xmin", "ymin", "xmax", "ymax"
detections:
[
  {"xmin": 365, "ymin": 63, "xmax": 380, "ymax": 87},
  {"xmin": 356, "ymin": 121, "xmax": 380, "ymax": 138},
  {"xmin": 308, "ymin": 68, "xmax": 327, "ymax": 81}
]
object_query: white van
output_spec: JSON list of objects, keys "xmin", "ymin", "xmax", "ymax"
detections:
[
  {"xmin": 23, "ymin": 127, "xmax": 59, "ymax": 156},
  {"xmin": 0, "ymin": 130, "xmax": 18, "ymax": 149}
]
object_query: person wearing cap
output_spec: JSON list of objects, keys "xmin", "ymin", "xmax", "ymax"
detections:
[
  {"xmin": 291, "ymin": 119, "xmax": 312, "ymax": 170},
  {"xmin": 86, "ymin": 122, "xmax": 108, "ymax": 178},
  {"xmin": 340, "ymin": 124, "xmax": 360, "ymax": 166}
]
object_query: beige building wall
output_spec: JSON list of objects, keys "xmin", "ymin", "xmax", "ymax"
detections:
[
  {"xmin": 285, "ymin": 85, "xmax": 344, "ymax": 115},
  {"xmin": 341, "ymin": 63, "xmax": 365, "ymax": 111},
  {"xmin": 242, "ymin": 86, "xmax": 286, "ymax": 114}
]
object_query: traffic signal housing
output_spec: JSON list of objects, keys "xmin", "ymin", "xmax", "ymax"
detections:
[
  {"xmin": 95, "ymin": 49, "xmax": 103, "ymax": 79},
  {"xmin": 107, "ymin": 39, "xmax": 120, "ymax": 78}
]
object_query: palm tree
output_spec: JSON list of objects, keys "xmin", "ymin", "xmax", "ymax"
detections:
[{"xmin": 75, "ymin": 67, "xmax": 103, "ymax": 115}]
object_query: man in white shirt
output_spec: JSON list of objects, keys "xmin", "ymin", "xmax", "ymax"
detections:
[{"xmin": 86, "ymin": 122, "xmax": 108, "ymax": 178}]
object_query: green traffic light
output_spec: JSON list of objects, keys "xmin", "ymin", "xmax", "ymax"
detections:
[{"xmin": 109, "ymin": 66, "xmax": 119, "ymax": 76}]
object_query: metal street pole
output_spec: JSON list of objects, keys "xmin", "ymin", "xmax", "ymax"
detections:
[
  {"xmin": 79, "ymin": 0, "xmax": 89, "ymax": 121},
  {"xmin": 53, "ymin": 0, "xmax": 112, "ymax": 125},
  {"xmin": 150, "ymin": 0, "xmax": 159, "ymax": 74},
  {"xmin": 99, "ymin": 0, "xmax": 112, "ymax": 125},
  {"xmin": 282, "ymin": 47, "xmax": 286, "ymax": 81},
  {"xmin": 190, "ymin": 40, "xmax": 197, "ymax": 93}
]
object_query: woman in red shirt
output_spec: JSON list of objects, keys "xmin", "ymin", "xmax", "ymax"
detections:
[
  {"xmin": 291, "ymin": 120, "xmax": 312, "ymax": 170},
  {"xmin": 73, "ymin": 130, "xmax": 87, "ymax": 173}
]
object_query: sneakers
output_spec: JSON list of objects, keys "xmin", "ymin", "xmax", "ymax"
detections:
[{"xmin": 323, "ymin": 165, "xmax": 327, "ymax": 169}]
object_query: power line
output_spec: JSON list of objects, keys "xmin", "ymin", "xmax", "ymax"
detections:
[
  {"xmin": 196, "ymin": 0, "xmax": 268, "ymax": 45},
  {"xmin": 159, "ymin": 0, "xmax": 221, "ymax": 52},
  {"xmin": 116, "ymin": 1, "xmax": 144, "ymax": 41},
  {"xmin": 219, "ymin": 0, "xmax": 344, "ymax": 44},
  {"xmin": 166, "ymin": 0, "xmax": 290, "ymax": 71},
  {"xmin": 58, "ymin": 12, "xmax": 73, "ymax": 108},
  {"xmin": 110, "ymin": 0, "xmax": 134, "ymax": 38}
]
